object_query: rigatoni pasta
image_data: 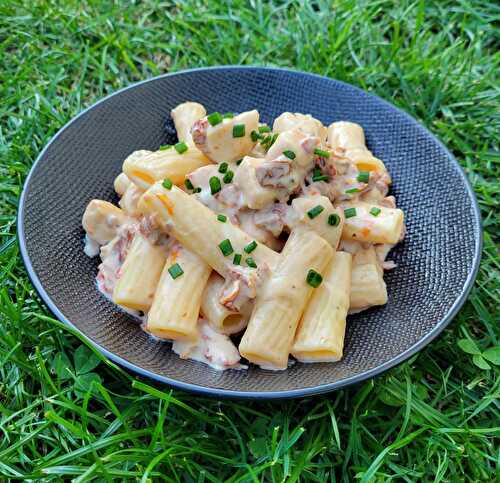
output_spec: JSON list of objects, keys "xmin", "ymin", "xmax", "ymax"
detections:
[{"xmin": 82, "ymin": 101, "xmax": 405, "ymax": 371}]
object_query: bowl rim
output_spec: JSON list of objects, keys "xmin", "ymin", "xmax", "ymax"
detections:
[{"xmin": 17, "ymin": 65, "xmax": 483, "ymax": 399}]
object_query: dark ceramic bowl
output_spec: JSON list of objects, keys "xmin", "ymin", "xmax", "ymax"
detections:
[{"xmin": 18, "ymin": 67, "xmax": 481, "ymax": 399}]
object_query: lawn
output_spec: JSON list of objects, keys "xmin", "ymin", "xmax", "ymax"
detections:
[{"xmin": 0, "ymin": 0, "xmax": 498, "ymax": 480}]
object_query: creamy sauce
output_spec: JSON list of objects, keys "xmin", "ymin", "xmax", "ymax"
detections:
[
  {"xmin": 172, "ymin": 320, "xmax": 246, "ymax": 370},
  {"xmin": 84, "ymin": 235, "xmax": 100, "ymax": 258}
]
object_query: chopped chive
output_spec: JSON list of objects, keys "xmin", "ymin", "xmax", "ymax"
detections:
[
  {"xmin": 223, "ymin": 170, "xmax": 234, "ymax": 183},
  {"xmin": 209, "ymin": 176, "xmax": 221, "ymax": 195},
  {"xmin": 345, "ymin": 187, "xmax": 359, "ymax": 194},
  {"xmin": 245, "ymin": 257, "xmax": 257, "ymax": 268},
  {"xmin": 258, "ymin": 125, "xmax": 271, "ymax": 133},
  {"xmin": 236, "ymin": 158, "xmax": 243, "ymax": 166},
  {"xmin": 193, "ymin": 187, "xmax": 202, "ymax": 193},
  {"xmin": 244, "ymin": 240, "xmax": 257, "ymax": 253},
  {"xmin": 312, "ymin": 167, "xmax": 330, "ymax": 182},
  {"xmin": 306, "ymin": 269, "xmax": 323, "ymax": 288},
  {"xmin": 370, "ymin": 207, "xmax": 382, "ymax": 217},
  {"xmin": 269, "ymin": 133, "xmax": 279, "ymax": 147},
  {"xmin": 261, "ymin": 134, "xmax": 272, "ymax": 145},
  {"xmin": 313, "ymin": 174, "xmax": 330, "ymax": 182},
  {"xmin": 223, "ymin": 112, "xmax": 234, "ymax": 119},
  {"xmin": 159, "ymin": 144, "xmax": 172, "ymax": 150},
  {"xmin": 218, "ymin": 239, "xmax": 233, "ymax": 257},
  {"xmin": 307, "ymin": 205, "xmax": 325, "ymax": 219},
  {"xmin": 217, "ymin": 214, "xmax": 227, "ymax": 222},
  {"xmin": 344, "ymin": 207, "xmax": 357, "ymax": 218},
  {"xmin": 251, "ymin": 130, "xmax": 262, "ymax": 142},
  {"xmin": 357, "ymin": 171, "xmax": 370, "ymax": 183},
  {"xmin": 233, "ymin": 124, "xmax": 245, "ymax": 138},
  {"xmin": 207, "ymin": 112, "xmax": 223, "ymax": 126},
  {"xmin": 328, "ymin": 213, "xmax": 340, "ymax": 226},
  {"xmin": 314, "ymin": 148, "xmax": 330, "ymax": 158},
  {"xmin": 174, "ymin": 142, "xmax": 188, "ymax": 154},
  {"xmin": 283, "ymin": 150, "xmax": 296, "ymax": 160},
  {"xmin": 184, "ymin": 179, "xmax": 194, "ymax": 190},
  {"xmin": 218, "ymin": 162, "xmax": 228, "ymax": 173},
  {"xmin": 162, "ymin": 178, "xmax": 173, "ymax": 190},
  {"xmin": 233, "ymin": 253, "xmax": 242, "ymax": 265},
  {"xmin": 168, "ymin": 263, "xmax": 184, "ymax": 280}
]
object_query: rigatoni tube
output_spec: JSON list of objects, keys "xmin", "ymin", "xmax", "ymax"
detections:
[
  {"xmin": 147, "ymin": 245, "xmax": 211, "ymax": 341},
  {"xmin": 112, "ymin": 233, "xmax": 167, "ymax": 311},
  {"xmin": 200, "ymin": 273, "xmax": 248, "ymax": 335},
  {"xmin": 341, "ymin": 201, "xmax": 404, "ymax": 245},
  {"xmin": 291, "ymin": 251, "xmax": 352, "ymax": 362},
  {"xmin": 291, "ymin": 195, "xmax": 345, "ymax": 249},
  {"xmin": 138, "ymin": 183, "xmax": 280, "ymax": 277},
  {"xmin": 171, "ymin": 102, "xmax": 207, "ymax": 144},
  {"xmin": 350, "ymin": 247, "xmax": 387, "ymax": 311},
  {"xmin": 123, "ymin": 148, "xmax": 211, "ymax": 190},
  {"xmin": 82, "ymin": 200, "xmax": 128, "ymax": 245},
  {"xmin": 239, "ymin": 227, "xmax": 333, "ymax": 370}
]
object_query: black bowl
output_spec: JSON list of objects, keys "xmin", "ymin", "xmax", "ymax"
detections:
[{"xmin": 18, "ymin": 67, "xmax": 482, "ymax": 399}]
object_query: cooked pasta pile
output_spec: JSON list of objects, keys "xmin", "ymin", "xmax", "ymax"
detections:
[{"xmin": 82, "ymin": 102, "xmax": 405, "ymax": 370}]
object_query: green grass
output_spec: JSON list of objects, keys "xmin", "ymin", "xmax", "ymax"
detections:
[{"xmin": 1, "ymin": 0, "xmax": 499, "ymax": 480}]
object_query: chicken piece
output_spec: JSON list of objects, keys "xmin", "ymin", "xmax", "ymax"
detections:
[
  {"xmin": 191, "ymin": 110, "xmax": 259, "ymax": 163},
  {"xmin": 273, "ymin": 112, "xmax": 327, "ymax": 142}
]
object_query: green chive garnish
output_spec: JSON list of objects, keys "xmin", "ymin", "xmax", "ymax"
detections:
[
  {"xmin": 251, "ymin": 130, "xmax": 262, "ymax": 142},
  {"xmin": 218, "ymin": 239, "xmax": 233, "ymax": 257},
  {"xmin": 218, "ymin": 162, "xmax": 228, "ymax": 174},
  {"xmin": 184, "ymin": 179, "xmax": 194, "ymax": 190},
  {"xmin": 159, "ymin": 144, "xmax": 172, "ymax": 151},
  {"xmin": 269, "ymin": 133, "xmax": 279, "ymax": 147},
  {"xmin": 209, "ymin": 176, "xmax": 221, "ymax": 195},
  {"xmin": 174, "ymin": 142, "xmax": 188, "ymax": 154},
  {"xmin": 207, "ymin": 112, "xmax": 223, "ymax": 126},
  {"xmin": 357, "ymin": 171, "xmax": 370, "ymax": 183},
  {"xmin": 217, "ymin": 214, "xmax": 227, "ymax": 222},
  {"xmin": 307, "ymin": 205, "xmax": 325, "ymax": 219},
  {"xmin": 261, "ymin": 135, "xmax": 272, "ymax": 145},
  {"xmin": 314, "ymin": 148, "xmax": 330, "ymax": 158},
  {"xmin": 313, "ymin": 175, "xmax": 330, "ymax": 182},
  {"xmin": 312, "ymin": 168, "xmax": 329, "ymax": 182},
  {"xmin": 283, "ymin": 150, "xmax": 296, "ymax": 160},
  {"xmin": 328, "ymin": 213, "xmax": 340, "ymax": 226},
  {"xmin": 223, "ymin": 170, "xmax": 234, "ymax": 183},
  {"xmin": 236, "ymin": 158, "xmax": 243, "ymax": 166},
  {"xmin": 370, "ymin": 207, "xmax": 382, "ymax": 217},
  {"xmin": 162, "ymin": 178, "xmax": 173, "ymax": 190},
  {"xmin": 306, "ymin": 269, "xmax": 323, "ymax": 288},
  {"xmin": 193, "ymin": 187, "xmax": 202, "ymax": 193},
  {"xmin": 233, "ymin": 124, "xmax": 245, "ymax": 138},
  {"xmin": 245, "ymin": 257, "xmax": 257, "ymax": 268},
  {"xmin": 258, "ymin": 125, "xmax": 271, "ymax": 133},
  {"xmin": 223, "ymin": 112, "xmax": 234, "ymax": 119},
  {"xmin": 344, "ymin": 207, "xmax": 357, "ymax": 218},
  {"xmin": 168, "ymin": 263, "xmax": 184, "ymax": 280},
  {"xmin": 233, "ymin": 253, "xmax": 242, "ymax": 265},
  {"xmin": 244, "ymin": 240, "xmax": 257, "ymax": 254},
  {"xmin": 345, "ymin": 187, "xmax": 359, "ymax": 194}
]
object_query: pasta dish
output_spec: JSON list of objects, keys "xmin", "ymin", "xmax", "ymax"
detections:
[{"xmin": 82, "ymin": 102, "xmax": 405, "ymax": 370}]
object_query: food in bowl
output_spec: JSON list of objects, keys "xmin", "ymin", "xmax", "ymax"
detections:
[{"xmin": 82, "ymin": 102, "xmax": 405, "ymax": 371}]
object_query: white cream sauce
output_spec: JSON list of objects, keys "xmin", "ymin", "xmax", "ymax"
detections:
[{"xmin": 172, "ymin": 320, "xmax": 245, "ymax": 370}]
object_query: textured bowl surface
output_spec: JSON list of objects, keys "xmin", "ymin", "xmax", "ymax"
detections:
[{"xmin": 18, "ymin": 67, "xmax": 481, "ymax": 399}]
